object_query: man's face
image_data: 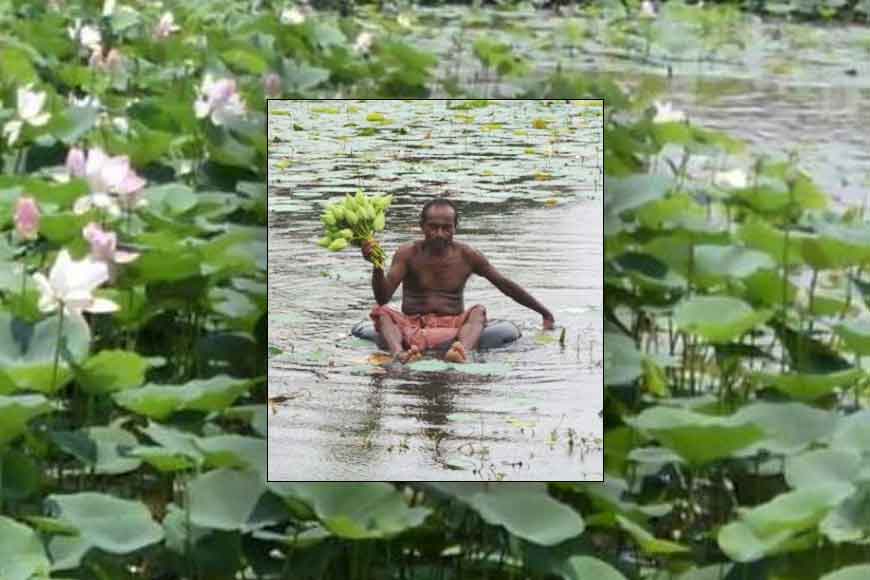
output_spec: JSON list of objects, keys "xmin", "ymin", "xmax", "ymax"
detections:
[{"xmin": 421, "ymin": 206, "xmax": 456, "ymax": 251}]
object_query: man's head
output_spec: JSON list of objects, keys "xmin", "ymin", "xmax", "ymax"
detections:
[{"xmin": 420, "ymin": 198, "xmax": 458, "ymax": 252}]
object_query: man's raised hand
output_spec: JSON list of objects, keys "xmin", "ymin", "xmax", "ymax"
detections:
[{"xmin": 361, "ymin": 239, "xmax": 379, "ymax": 266}]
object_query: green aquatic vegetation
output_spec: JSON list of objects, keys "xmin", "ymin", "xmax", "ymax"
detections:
[{"xmin": 317, "ymin": 189, "xmax": 392, "ymax": 269}]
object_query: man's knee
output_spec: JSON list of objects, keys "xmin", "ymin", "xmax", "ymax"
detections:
[{"xmin": 469, "ymin": 305, "xmax": 487, "ymax": 321}]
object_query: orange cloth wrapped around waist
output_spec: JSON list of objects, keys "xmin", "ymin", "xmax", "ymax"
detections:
[{"xmin": 369, "ymin": 305, "xmax": 486, "ymax": 351}]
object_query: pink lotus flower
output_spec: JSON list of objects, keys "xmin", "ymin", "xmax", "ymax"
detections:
[
  {"xmin": 89, "ymin": 47, "xmax": 124, "ymax": 73},
  {"xmin": 263, "ymin": 73, "xmax": 282, "ymax": 98},
  {"xmin": 66, "ymin": 147, "xmax": 86, "ymax": 177},
  {"xmin": 83, "ymin": 222, "xmax": 139, "ymax": 264},
  {"xmin": 73, "ymin": 147, "xmax": 147, "ymax": 216},
  {"xmin": 194, "ymin": 74, "xmax": 246, "ymax": 126},
  {"xmin": 14, "ymin": 197, "xmax": 40, "ymax": 240}
]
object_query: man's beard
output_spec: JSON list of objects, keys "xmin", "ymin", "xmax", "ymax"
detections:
[{"xmin": 427, "ymin": 238, "xmax": 449, "ymax": 251}]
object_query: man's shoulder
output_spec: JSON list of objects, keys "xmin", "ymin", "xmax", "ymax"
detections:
[
  {"xmin": 395, "ymin": 241, "xmax": 420, "ymax": 258},
  {"xmin": 455, "ymin": 241, "xmax": 482, "ymax": 260}
]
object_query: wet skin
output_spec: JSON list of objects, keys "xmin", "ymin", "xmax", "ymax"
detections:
[{"xmin": 363, "ymin": 205, "xmax": 554, "ymax": 362}]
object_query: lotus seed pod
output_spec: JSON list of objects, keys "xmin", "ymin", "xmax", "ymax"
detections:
[{"xmin": 328, "ymin": 238, "xmax": 348, "ymax": 251}]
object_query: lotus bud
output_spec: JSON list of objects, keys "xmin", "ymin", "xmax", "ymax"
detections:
[
  {"xmin": 14, "ymin": 197, "xmax": 40, "ymax": 240},
  {"xmin": 328, "ymin": 238, "xmax": 348, "ymax": 251}
]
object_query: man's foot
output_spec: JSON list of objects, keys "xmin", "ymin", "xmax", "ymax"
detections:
[
  {"xmin": 444, "ymin": 341, "xmax": 468, "ymax": 363},
  {"xmin": 395, "ymin": 345, "xmax": 423, "ymax": 364}
]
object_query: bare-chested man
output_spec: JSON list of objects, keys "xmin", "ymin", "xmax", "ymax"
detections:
[{"xmin": 362, "ymin": 198, "xmax": 554, "ymax": 364}]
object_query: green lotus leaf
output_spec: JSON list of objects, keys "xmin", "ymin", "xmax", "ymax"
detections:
[
  {"xmin": 128, "ymin": 446, "xmax": 196, "ymax": 473},
  {"xmin": 635, "ymin": 193, "xmax": 706, "ymax": 230},
  {"xmin": 274, "ymin": 483, "xmax": 430, "ymax": 540},
  {"xmin": 0, "ymin": 395, "xmax": 51, "ymax": 447},
  {"xmin": 143, "ymin": 183, "xmax": 199, "ymax": 216},
  {"xmin": 752, "ymin": 368, "xmax": 863, "ymax": 401},
  {"xmin": 718, "ymin": 483, "xmax": 853, "ymax": 562},
  {"xmin": 77, "ymin": 350, "xmax": 150, "ymax": 395},
  {"xmin": 46, "ymin": 492, "xmax": 164, "ymax": 554},
  {"xmin": 188, "ymin": 468, "xmax": 267, "ymax": 531},
  {"xmin": 604, "ymin": 332, "xmax": 643, "ymax": 386},
  {"xmin": 733, "ymin": 401, "xmax": 837, "ymax": 455},
  {"xmin": 738, "ymin": 217, "xmax": 805, "ymax": 267},
  {"xmin": 833, "ymin": 319, "xmax": 870, "ymax": 356},
  {"xmin": 0, "ymin": 312, "xmax": 91, "ymax": 394},
  {"xmin": 786, "ymin": 449, "xmax": 863, "ymax": 489},
  {"xmin": 820, "ymin": 484, "xmax": 870, "ymax": 544},
  {"xmin": 674, "ymin": 296, "xmax": 772, "ymax": 344},
  {"xmin": 630, "ymin": 406, "xmax": 764, "ymax": 464},
  {"xmin": 85, "ymin": 426, "xmax": 142, "ymax": 475},
  {"xmin": 801, "ymin": 235, "xmax": 866, "ymax": 270},
  {"xmin": 113, "ymin": 375, "xmax": 251, "ymax": 420},
  {"xmin": 820, "ymin": 565, "xmax": 870, "ymax": 580},
  {"xmin": 605, "ymin": 174, "xmax": 673, "ymax": 217},
  {"xmin": 830, "ymin": 410, "xmax": 870, "ymax": 454},
  {"xmin": 195, "ymin": 434, "xmax": 266, "ymax": 475},
  {"xmin": 616, "ymin": 515, "xmax": 690, "ymax": 554},
  {"xmin": 0, "ymin": 516, "xmax": 51, "ymax": 580},
  {"xmin": 430, "ymin": 483, "xmax": 583, "ymax": 546},
  {"xmin": 742, "ymin": 269, "xmax": 798, "ymax": 308},
  {"xmin": 560, "ymin": 555, "xmax": 627, "ymax": 580},
  {"xmin": 693, "ymin": 244, "xmax": 776, "ymax": 281}
]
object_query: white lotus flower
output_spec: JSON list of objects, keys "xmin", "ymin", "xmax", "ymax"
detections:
[
  {"xmin": 714, "ymin": 168, "xmax": 749, "ymax": 189},
  {"xmin": 32, "ymin": 250, "xmax": 118, "ymax": 319},
  {"xmin": 2, "ymin": 85, "xmax": 51, "ymax": 145},
  {"xmin": 194, "ymin": 74, "xmax": 246, "ymax": 126},
  {"xmin": 73, "ymin": 192, "xmax": 122, "ymax": 218},
  {"xmin": 68, "ymin": 20, "xmax": 102, "ymax": 52},
  {"xmin": 83, "ymin": 222, "xmax": 139, "ymax": 264},
  {"xmin": 353, "ymin": 32, "xmax": 373, "ymax": 54},
  {"xmin": 652, "ymin": 101, "xmax": 686, "ymax": 123},
  {"xmin": 154, "ymin": 12, "xmax": 180, "ymax": 39},
  {"xmin": 280, "ymin": 6, "xmax": 305, "ymax": 25},
  {"xmin": 103, "ymin": 0, "xmax": 116, "ymax": 17},
  {"xmin": 640, "ymin": 0, "xmax": 657, "ymax": 18}
]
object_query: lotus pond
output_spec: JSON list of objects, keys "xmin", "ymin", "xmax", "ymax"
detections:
[{"xmin": 268, "ymin": 99, "xmax": 604, "ymax": 481}]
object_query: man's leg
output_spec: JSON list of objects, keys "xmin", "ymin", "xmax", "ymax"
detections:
[
  {"xmin": 375, "ymin": 313, "xmax": 404, "ymax": 356},
  {"xmin": 373, "ymin": 310, "xmax": 423, "ymax": 364},
  {"xmin": 446, "ymin": 305, "xmax": 486, "ymax": 363}
]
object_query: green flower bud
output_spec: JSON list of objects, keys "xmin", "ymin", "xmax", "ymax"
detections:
[{"xmin": 328, "ymin": 238, "xmax": 348, "ymax": 251}]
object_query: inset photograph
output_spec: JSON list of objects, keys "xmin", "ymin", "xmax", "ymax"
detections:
[{"xmin": 268, "ymin": 99, "xmax": 603, "ymax": 481}]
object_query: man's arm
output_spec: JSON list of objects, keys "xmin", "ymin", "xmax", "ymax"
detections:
[
  {"xmin": 364, "ymin": 241, "xmax": 408, "ymax": 305},
  {"xmin": 469, "ymin": 248, "xmax": 555, "ymax": 328}
]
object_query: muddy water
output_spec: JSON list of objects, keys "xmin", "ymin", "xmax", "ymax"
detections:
[{"xmin": 268, "ymin": 100, "xmax": 604, "ymax": 480}]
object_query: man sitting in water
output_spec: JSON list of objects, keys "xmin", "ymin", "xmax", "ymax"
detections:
[{"xmin": 362, "ymin": 198, "xmax": 555, "ymax": 364}]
